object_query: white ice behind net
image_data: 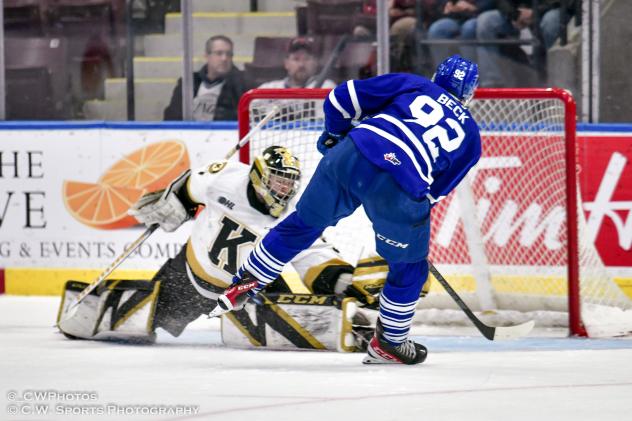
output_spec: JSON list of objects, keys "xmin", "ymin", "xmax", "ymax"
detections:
[{"xmin": 245, "ymin": 95, "xmax": 632, "ymax": 336}]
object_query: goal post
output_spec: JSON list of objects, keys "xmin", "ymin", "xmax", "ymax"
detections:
[{"xmin": 237, "ymin": 87, "xmax": 632, "ymax": 338}]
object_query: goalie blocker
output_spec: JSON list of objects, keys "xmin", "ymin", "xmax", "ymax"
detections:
[{"xmin": 56, "ymin": 246, "xmax": 372, "ymax": 351}]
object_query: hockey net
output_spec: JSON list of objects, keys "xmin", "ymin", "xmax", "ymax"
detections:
[{"xmin": 238, "ymin": 88, "xmax": 632, "ymax": 338}]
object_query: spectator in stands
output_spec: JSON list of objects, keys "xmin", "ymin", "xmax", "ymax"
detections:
[
  {"xmin": 163, "ymin": 35, "xmax": 247, "ymax": 121},
  {"xmin": 475, "ymin": 0, "xmax": 577, "ymax": 87},
  {"xmin": 427, "ymin": 1, "xmax": 494, "ymax": 66},
  {"xmin": 352, "ymin": 0, "xmax": 418, "ymax": 42},
  {"xmin": 352, "ymin": 0, "xmax": 439, "ymax": 72},
  {"xmin": 258, "ymin": 37, "xmax": 336, "ymax": 89}
]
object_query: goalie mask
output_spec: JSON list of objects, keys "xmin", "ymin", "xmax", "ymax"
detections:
[{"xmin": 250, "ymin": 146, "xmax": 301, "ymax": 218}]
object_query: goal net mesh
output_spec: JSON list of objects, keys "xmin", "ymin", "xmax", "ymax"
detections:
[{"xmin": 241, "ymin": 90, "xmax": 632, "ymax": 337}]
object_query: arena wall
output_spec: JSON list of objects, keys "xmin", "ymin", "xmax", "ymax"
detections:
[{"xmin": 0, "ymin": 122, "xmax": 630, "ymax": 296}]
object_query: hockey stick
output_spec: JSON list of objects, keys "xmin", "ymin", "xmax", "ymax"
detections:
[
  {"xmin": 223, "ymin": 105, "xmax": 280, "ymax": 160},
  {"xmin": 428, "ymin": 262, "xmax": 534, "ymax": 340},
  {"xmin": 313, "ymin": 34, "xmax": 350, "ymax": 88},
  {"xmin": 60, "ymin": 224, "xmax": 159, "ymax": 321}
]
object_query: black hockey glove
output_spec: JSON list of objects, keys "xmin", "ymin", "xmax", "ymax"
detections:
[{"xmin": 317, "ymin": 130, "xmax": 344, "ymax": 156}]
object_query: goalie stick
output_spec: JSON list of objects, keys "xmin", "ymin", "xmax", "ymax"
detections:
[
  {"xmin": 313, "ymin": 35, "xmax": 349, "ymax": 88},
  {"xmin": 223, "ymin": 105, "xmax": 279, "ymax": 160},
  {"xmin": 428, "ymin": 262, "xmax": 535, "ymax": 340}
]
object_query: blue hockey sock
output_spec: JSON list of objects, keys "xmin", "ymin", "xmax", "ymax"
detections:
[
  {"xmin": 377, "ymin": 260, "xmax": 428, "ymax": 345},
  {"xmin": 378, "ymin": 291, "xmax": 418, "ymax": 345}
]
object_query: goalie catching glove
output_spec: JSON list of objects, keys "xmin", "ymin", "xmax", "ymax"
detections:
[{"xmin": 128, "ymin": 170, "xmax": 199, "ymax": 232}]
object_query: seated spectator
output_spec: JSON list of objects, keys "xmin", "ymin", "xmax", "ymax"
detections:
[
  {"xmin": 476, "ymin": 0, "xmax": 577, "ymax": 87},
  {"xmin": 164, "ymin": 35, "xmax": 247, "ymax": 121},
  {"xmin": 258, "ymin": 37, "xmax": 336, "ymax": 89},
  {"xmin": 389, "ymin": 0, "xmax": 419, "ymax": 47},
  {"xmin": 352, "ymin": 0, "xmax": 418, "ymax": 42},
  {"xmin": 427, "ymin": 1, "xmax": 494, "ymax": 66},
  {"xmin": 352, "ymin": 0, "xmax": 439, "ymax": 72}
]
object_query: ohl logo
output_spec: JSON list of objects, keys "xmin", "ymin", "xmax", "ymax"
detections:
[{"xmin": 384, "ymin": 152, "xmax": 401, "ymax": 166}]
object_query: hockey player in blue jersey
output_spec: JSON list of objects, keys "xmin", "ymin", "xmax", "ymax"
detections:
[{"xmin": 211, "ymin": 55, "xmax": 481, "ymax": 365}]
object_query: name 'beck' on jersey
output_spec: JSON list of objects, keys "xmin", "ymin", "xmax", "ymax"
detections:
[{"xmin": 323, "ymin": 73, "xmax": 482, "ymax": 204}]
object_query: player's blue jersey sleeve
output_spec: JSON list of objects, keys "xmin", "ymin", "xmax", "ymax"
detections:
[{"xmin": 323, "ymin": 73, "xmax": 432, "ymax": 135}]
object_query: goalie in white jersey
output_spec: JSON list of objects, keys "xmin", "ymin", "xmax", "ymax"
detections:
[{"xmin": 57, "ymin": 146, "xmax": 373, "ymax": 351}]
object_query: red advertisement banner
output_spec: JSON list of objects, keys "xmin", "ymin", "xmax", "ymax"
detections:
[
  {"xmin": 579, "ymin": 134, "xmax": 632, "ymax": 267},
  {"xmin": 429, "ymin": 132, "xmax": 632, "ymax": 268}
]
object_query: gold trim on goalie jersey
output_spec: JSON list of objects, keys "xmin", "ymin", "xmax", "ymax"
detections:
[
  {"xmin": 208, "ymin": 161, "xmax": 228, "ymax": 174},
  {"xmin": 303, "ymin": 258, "xmax": 352, "ymax": 293},
  {"xmin": 185, "ymin": 241, "xmax": 231, "ymax": 290}
]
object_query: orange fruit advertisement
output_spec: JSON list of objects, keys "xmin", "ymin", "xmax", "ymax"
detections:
[
  {"xmin": 99, "ymin": 140, "xmax": 190, "ymax": 191},
  {"xmin": 63, "ymin": 140, "xmax": 190, "ymax": 230}
]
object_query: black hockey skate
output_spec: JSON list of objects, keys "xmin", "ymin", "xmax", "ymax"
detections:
[
  {"xmin": 209, "ymin": 272, "xmax": 261, "ymax": 318},
  {"xmin": 362, "ymin": 320, "xmax": 427, "ymax": 365}
]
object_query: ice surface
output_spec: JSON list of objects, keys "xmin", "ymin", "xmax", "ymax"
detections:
[{"xmin": 2, "ymin": 296, "xmax": 632, "ymax": 421}]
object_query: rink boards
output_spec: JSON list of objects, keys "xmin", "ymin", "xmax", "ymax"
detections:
[{"xmin": 0, "ymin": 122, "xmax": 630, "ymax": 297}]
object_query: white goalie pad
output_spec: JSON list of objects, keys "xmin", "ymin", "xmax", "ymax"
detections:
[
  {"xmin": 221, "ymin": 294, "xmax": 370, "ymax": 352},
  {"xmin": 56, "ymin": 280, "xmax": 160, "ymax": 342}
]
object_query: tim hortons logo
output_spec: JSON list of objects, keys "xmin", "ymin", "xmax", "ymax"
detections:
[
  {"xmin": 583, "ymin": 152, "xmax": 632, "ymax": 251},
  {"xmin": 431, "ymin": 151, "xmax": 632, "ymax": 265},
  {"xmin": 432, "ymin": 156, "xmax": 566, "ymax": 265},
  {"xmin": 435, "ymin": 156, "xmax": 564, "ymax": 247}
]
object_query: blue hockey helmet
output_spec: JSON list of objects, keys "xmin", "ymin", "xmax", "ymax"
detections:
[{"xmin": 432, "ymin": 55, "xmax": 479, "ymax": 106}]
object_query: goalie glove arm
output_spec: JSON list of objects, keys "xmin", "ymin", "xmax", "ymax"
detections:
[
  {"xmin": 305, "ymin": 263, "xmax": 382, "ymax": 310},
  {"xmin": 175, "ymin": 176, "xmax": 200, "ymax": 214},
  {"xmin": 290, "ymin": 238, "xmax": 354, "ymax": 294},
  {"xmin": 305, "ymin": 263, "xmax": 355, "ymax": 295},
  {"xmin": 129, "ymin": 170, "xmax": 199, "ymax": 232}
]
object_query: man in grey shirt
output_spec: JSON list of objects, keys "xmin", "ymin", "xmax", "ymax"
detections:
[{"xmin": 164, "ymin": 35, "xmax": 247, "ymax": 121}]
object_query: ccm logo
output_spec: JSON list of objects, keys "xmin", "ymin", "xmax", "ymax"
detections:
[
  {"xmin": 276, "ymin": 294, "xmax": 329, "ymax": 305},
  {"xmin": 376, "ymin": 233, "xmax": 409, "ymax": 249},
  {"xmin": 237, "ymin": 281, "xmax": 257, "ymax": 291}
]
